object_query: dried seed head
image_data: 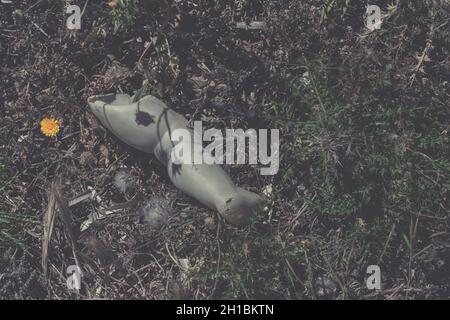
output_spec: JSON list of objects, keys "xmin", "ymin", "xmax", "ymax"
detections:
[
  {"xmin": 113, "ymin": 170, "xmax": 136, "ymax": 194},
  {"xmin": 139, "ymin": 198, "xmax": 172, "ymax": 230}
]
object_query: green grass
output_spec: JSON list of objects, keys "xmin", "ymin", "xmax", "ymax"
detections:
[
  {"xmin": 0, "ymin": 158, "xmax": 34, "ymax": 251},
  {"xmin": 194, "ymin": 217, "xmax": 309, "ymax": 299},
  {"xmin": 109, "ymin": 0, "xmax": 139, "ymax": 32},
  {"xmin": 194, "ymin": 0, "xmax": 449, "ymax": 299},
  {"xmin": 0, "ymin": 207, "xmax": 28, "ymax": 251}
]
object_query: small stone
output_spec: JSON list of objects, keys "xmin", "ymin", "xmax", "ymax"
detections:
[
  {"xmin": 12, "ymin": 9, "xmax": 23, "ymax": 24},
  {"xmin": 80, "ymin": 151, "xmax": 96, "ymax": 166},
  {"xmin": 204, "ymin": 216, "xmax": 215, "ymax": 231},
  {"xmin": 315, "ymin": 276, "xmax": 338, "ymax": 297}
]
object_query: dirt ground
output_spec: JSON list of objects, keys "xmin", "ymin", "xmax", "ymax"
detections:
[{"xmin": 1, "ymin": 0, "xmax": 449, "ymax": 299}]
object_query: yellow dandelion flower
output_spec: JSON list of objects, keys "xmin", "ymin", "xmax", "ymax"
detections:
[
  {"xmin": 40, "ymin": 118, "xmax": 60, "ymax": 137},
  {"xmin": 108, "ymin": 1, "xmax": 117, "ymax": 9}
]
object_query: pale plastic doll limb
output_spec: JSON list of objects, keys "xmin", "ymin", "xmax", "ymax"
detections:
[{"xmin": 88, "ymin": 93, "xmax": 264, "ymax": 226}]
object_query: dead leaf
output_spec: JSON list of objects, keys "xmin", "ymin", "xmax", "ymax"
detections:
[
  {"xmin": 41, "ymin": 183, "xmax": 57, "ymax": 279},
  {"xmin": 99, "ymin": 144, "xmax": 109, "ymax": 167}
]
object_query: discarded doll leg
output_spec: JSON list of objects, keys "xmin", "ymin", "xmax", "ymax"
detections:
[{"xmin": 88, "ymin": 93, "xmax": 264, "ymax": 226}]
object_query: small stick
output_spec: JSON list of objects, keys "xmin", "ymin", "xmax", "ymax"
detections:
[{"xmin": 236, "ymin": 21, "xmax": 267, "ymax": 30}]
